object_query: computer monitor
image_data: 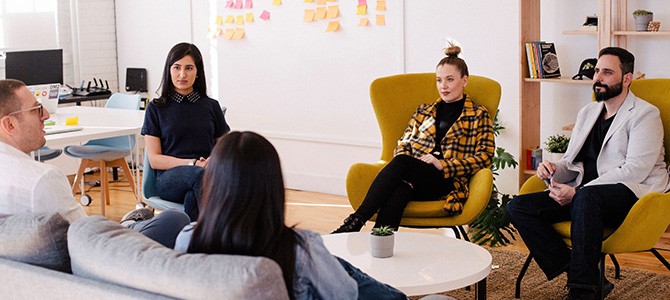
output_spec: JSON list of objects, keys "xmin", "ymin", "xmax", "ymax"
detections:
[{"xmin": 4, "ymin": 49, "xmax": 63, "ymax": 85}]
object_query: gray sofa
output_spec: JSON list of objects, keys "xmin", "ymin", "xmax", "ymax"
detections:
[{"xmin": 0, "ymin": 214, "xmax": 289, "ymax": 299}]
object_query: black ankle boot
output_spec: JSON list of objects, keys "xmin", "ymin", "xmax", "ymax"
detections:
[{"xmin": 332, "ymin": 214, "xmax": 366, "ymax": 234}]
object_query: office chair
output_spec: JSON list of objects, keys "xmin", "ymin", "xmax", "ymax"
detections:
[
  {"xmin": 33, "ymin": 146, "xmax": 63, "ymax": 161},
  {"xmin": 345, "ymin": 73, "xmax": 500, "ymax": 239},
  {"xmin": 64, "ymin": 93, "xmax": 141, "ymax": 216},
  {"xmin": 514, "ymin": 79, "xmax": 670, "ymax": 299}
]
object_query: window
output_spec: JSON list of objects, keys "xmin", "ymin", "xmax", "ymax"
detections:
[{"xmin": 0, "ymin": 0, "xmax": 57, "ymax": 50}]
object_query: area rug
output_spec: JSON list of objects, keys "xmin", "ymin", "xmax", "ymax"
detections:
[{"xmin": 411, "ymin": 248, "xmax": 670, "ymax": 300}]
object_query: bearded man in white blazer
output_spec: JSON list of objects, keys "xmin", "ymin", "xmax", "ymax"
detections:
[{"xmin": 508, "ymin": 47, "xmax": 670, "ymax": 300}]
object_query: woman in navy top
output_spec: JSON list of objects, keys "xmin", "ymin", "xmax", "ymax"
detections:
[{"xmin": 141, "ymin": 43, "xmax": 229, "ymax": 220}]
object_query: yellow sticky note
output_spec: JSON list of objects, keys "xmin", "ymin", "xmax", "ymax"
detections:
[
  {"xmin": 376, "ymin": 14, "xmax": 385, "ymax": 26},
  {"xmin": 326, "ymin": 20, "xmax": 340, "ymax": 32},
  {"xmin": 358, "ymin": 18, "xmax": 369, "ymax": 26},
  {"xmin": 246, "ymin": 13, "xmax": 254, "ymax": 22},
  {"xmin": 225, "ymin": 15, "xmax": 235, "ymax": 24},
  {"xmin": 224, "ymin": 29, "xmax": 235, "ymax": 40},
  {"xmin": 232, "ymin": 28, "xmax": 245, "ymax": 39},
  {"xmin": 272, "ymin": 0, "xmax": 281, "ymax": 5},
  {"xmin": 316, "ymin": 0, "xmax": 326, "ymax": 5},
  {"xmin": 65, "ymin": 116, "xmax": 79, "ymax": 126},
  {"xmin": 357, "ymin": 5, "xmax": 367, "ymax": 15},
  {"xmin": 236, "ymin": 15, "xmax": 244, "ymax": 25},
  {"xmin": 315, "ymin": 7, "xmax": 327, "ymax": 20},
  {"xmin": 304, "ymin": 0, "xmax": 313, "ymax": 2},
  {"xmin": 327, "ymin": 0, "xmax": 336, "ymax": 2},
  {"xmin": 326, "ymin": 5, "xmax": 339, "ymax": 19},
  {"xmin": 215, "ymin": 16, "xmax": 223, "ymax": 25},
  {"xmin": 304, "ymin": 9, "xmax": 315, "ymax": 22},
  {"xmin": 376, "ymin": 0, "xmax": 386, "ymax": 11}
]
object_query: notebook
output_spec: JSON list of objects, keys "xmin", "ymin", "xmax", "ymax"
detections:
[{"xmin": 44, "ymin": 125, "xmax": 82, "ymax": 135}]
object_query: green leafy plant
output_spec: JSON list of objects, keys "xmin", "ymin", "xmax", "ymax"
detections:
[
  {"xmin": 545, "ymin": 134, "xmax": 570, "ymax": 153},
  {"xmin": 633, "ymin": 9, "xmax": 652, "ymax": 16},
  {"xmin": 371, "ymin": 225, "xmax": 394, "ymax": 236},
  {"xmin": 468, "ymin": 112, "xmax": 518, "ymax": 247}
]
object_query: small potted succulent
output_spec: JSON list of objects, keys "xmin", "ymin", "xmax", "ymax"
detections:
[
  {"xmin": 633, "ymin": 9, "xmax": 653, "ymax": 31},
  {"xmin": 544, "ymin": 134, "xmax": 570, "ymax": 162},
  {"xmin": 370, "ymin": 226, "xmax": 395, "ymax": 258}
]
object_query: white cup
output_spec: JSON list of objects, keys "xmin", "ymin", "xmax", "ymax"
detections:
[{"xmin": 41, "ymin": 97, "xmax": 59, "ymax": 114}]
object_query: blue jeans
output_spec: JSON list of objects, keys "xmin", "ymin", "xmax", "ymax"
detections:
[
  {"xmin": 128, "ymin": 209, "xmax": 191, "ymax": 248},
  {"xmin": 335, "ymin": 256, "xmax": 407, "ymax": 300},
  {"xmin": 506, "ymin": 183, "xmax": 637, "ymax": 292},
  {"xmin": 156, "ymin": 166, "xmax": 204, "ymax": 221}
]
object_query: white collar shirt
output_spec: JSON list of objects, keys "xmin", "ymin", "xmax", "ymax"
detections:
[{"xmin": 0, "ymin": 141, "xmax": 87, "ymax": 223}]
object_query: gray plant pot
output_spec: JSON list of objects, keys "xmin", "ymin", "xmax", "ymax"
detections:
[
  {"xmin": 370, "ymin": 234, "xmax": 394, "ymax": 258},
  {"xmin": 634, "ymin": 13, "xmax": 653, "ymax": 31}
]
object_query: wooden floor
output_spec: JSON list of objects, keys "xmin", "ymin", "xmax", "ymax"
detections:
[{"xmin": 75, "ymin": 169, "xmax": 670, "ymax": 275}]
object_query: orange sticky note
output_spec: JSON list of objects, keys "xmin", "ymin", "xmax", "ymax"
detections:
[
  {"xmin": 215, "ymin": 16, "xmax": 223, "ymax": 25},
  {"xmin": 225, "ymin": 15, "xmax": 235, "ymax": 24},
  {"xmin": 356, "ymin": 5, "xmax": 367, "ymax": 15},
  {"xmin": 326, "ymin": 5, "xmax": 339, "ymax": 19},
  {"xmin": 358, "ymin": 18, "xmax": 369, "ymax": 26},
  {"xmin": 304, "ymin": 0, "xmax": 313, "ymax": 2},
  {"xmin": 316, "ymin": 0, "xmax": 326, "ymax": 5},
  {"xmin": 315, "ymin": 7, "xmax": 327, "ymax": 20},
  {"xmin": 232, "ymin": 28, "xmax": 245, "ymax": 39},
  {"xmin": 224, "ymin": 29, "xmax": 235, "ymax": 40},
  {"xmin": 272, "ymin": 0, "xmax": 281, "ymax": 5},
  {"xmin": 326, "ymin": 20, "xmax": 340, "ymax": 32},
  {"xmin": 376, "ymin": 0, "xmax": 386, "ymax": 11},
  {"xmin": 246, "ymin": 12, "xmax": 254, "ymax": 22},
  {"xmin": 236, "ymin": 15, "xmax": 244, "ymax": 25},
  {"xmin": 304, "ymin": 9, "xmax": 315, "ymax": 22},
  {"xmin": 376, "ymin": 14, "xmax": 385, "ymax": 25}
]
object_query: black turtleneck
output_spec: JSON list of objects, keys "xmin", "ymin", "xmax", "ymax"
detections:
[{"xmin": 431, "ymin": 96, "xmax": 466, "ymax": 158}]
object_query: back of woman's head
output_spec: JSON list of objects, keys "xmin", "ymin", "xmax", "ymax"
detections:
[
  {"xmin": 157, "ymin": 42, "xmax": 207, "ymax": 100},
  {"xmin": 436, "ymin": 43, "xmax": 469, "ymax": 77}
]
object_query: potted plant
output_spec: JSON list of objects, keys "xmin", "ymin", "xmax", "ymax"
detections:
[
  {"xmin": 633, "ymin": 9, "xmax": 653, "ymax": 31},
  {"xmin": 545, "ymin": 134, "xmax": 570, "ymax": 162},
  {"xmin": 370, "ymin": 226, "xmax": 394, "ymax": 258}
]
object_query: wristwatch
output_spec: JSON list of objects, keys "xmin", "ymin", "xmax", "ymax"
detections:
[{"xmin": 188, "ymin": 158, "xmax": 197, "ymax": 166}]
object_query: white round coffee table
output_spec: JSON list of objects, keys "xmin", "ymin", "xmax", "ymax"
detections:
[{"xmin": 322, "ymin": 231, "xmax": 491, "ymax": 298}]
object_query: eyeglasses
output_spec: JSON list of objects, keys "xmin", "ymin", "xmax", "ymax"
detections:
[{"xmin": 6, "ymin": 104, "xmax": 44, "ymax": 118}]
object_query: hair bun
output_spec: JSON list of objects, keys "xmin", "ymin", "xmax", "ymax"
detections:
[{"xmin": 444, "ymin": 45, "xmax": 461, "ymax": 57}]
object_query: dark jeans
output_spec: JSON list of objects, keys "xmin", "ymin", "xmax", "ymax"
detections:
[
  {"xmin": 355, "ymin": 155, "xmax": 454, "ymax": 229},
  {"xmin": 128, "ymin": 209, "xmax": 191, "ymax": 248},
  {"xmin": 335, "ymin": 256, "xmax": 407, "ymax": 300},
  {"xmin": 506, "ymin": 183, "xmax": 637, "ymax": 292},
  {"xmin": 156, "ymin": 166, "xmax": 204, "ymax": 221}
]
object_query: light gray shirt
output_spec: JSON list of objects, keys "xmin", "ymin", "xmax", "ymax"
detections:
[{"xmin": 175, "ymin": 224, "xmax": 358, "ymax": 299}]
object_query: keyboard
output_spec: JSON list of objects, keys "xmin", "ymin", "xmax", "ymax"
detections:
[{"xmin": 44, "ymin": 125, "xmax": 83, "ymax": 135}]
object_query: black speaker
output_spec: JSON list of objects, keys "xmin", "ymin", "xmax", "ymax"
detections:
[{"xmin": 126, "ymin": 68, "xmax": 147, "ymax": 92}]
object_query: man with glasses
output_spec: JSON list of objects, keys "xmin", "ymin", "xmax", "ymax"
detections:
[{"xmin": 0, "ymin": 79, "xmax": 189, "ymax": 248}]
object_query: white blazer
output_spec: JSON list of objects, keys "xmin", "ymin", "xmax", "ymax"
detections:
[{"xmin": 555, "ymin": 91, "xmax": 670, "ymax": 197}]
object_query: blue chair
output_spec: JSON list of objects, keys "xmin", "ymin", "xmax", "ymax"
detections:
[
  {"xmin": 64, "ymin": 93, "xmax": 141, "ymax": 216},
  {"xmin": 142, "ymin": 153, "xmax": 184, "ymax": 211},
  {"xmin": 34, "ymin": 146, "xmax": 63, "ymax": 161}
]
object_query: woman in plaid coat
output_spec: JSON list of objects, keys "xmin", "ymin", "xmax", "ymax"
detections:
[{"xmin": 333, "ymin": 45, "xmax": 495, "ymax": 233}]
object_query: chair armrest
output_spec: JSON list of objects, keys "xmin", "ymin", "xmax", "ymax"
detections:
[
  {"xmin": 603, "ymin": 192, "xmax": 670, "ymax": 253},
  {"xmin": 519, "ymin": 175, "xmax": 546, "ymax": 195},
  {"xmin": 346, "ymin": 161, "xmax": 387, "ymax": 210}
]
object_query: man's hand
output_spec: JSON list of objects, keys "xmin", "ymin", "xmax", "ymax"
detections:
[
  {"xmin": 537, "ymin": 161, "xmax": 555, "ymax": 180},
  {"xmin": 547, "ymin": 181, "xmax": 577, "ymax": 206},
  {"xmin": 419, "ymin": 154, "xmax": 443, "ymax": 170}
]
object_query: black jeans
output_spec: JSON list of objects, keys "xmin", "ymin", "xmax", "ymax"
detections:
[
  {"xmin": 156, "ymin": 166, "xmax": 204, "ymax": 221},
  {"xmin": 506, "ymin": 183, "xmax": 637, "ymax": 292},
  {"xmin": 355, "ymin": 154, "xmax": 454, "ymax": 229}
]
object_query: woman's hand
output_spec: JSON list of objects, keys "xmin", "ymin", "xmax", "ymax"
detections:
[
  {"xmin": 420, "ymin": 154, "xmax": 443, "ymax": 170},
  {"xmin": 547, "ymin": 181, "xmax": 576, "ymax": 206},
  {"xmin": 196, "ymin": 157, "xmax": 209, "ymax": 168}
]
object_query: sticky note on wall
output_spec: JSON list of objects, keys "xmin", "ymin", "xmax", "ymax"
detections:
[
  {"xmin": 326, "ymin": 20, "xmax": 340, "ymax": 32},
  {"xmin": 357, "ymin": 5, "xmax": 367, "ymax": 15},
  {"xmin": 326, "ymin": 5, "xmax": 339, "ymax": 19},
  {"xmin": 376, "ymin": 14, "xmax": 385, "ymax": 26},
  {"xmin": 260, "ymin": 10, "xmax": 270, "ymax": 20},
  {"xmin": 304, "ymin": 9, "xmax": 315, "ymax": 22},
  {"xmin": 236, "ymin": 15, "xmax": 244, "ymax": 25},
  {"xmin": 246, "ymin": 13, "xmax": 254, "ymax": 22},
  {"xmin": 315, "ymin": 7, "xmax": 327, "ymax": 20}
]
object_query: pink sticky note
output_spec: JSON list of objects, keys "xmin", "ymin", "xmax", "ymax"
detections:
[
  {"xmin": 235, "ymin": 0, "xmax": 243, "ymax": 9},
  {"xmin": 358, "ymin": 0, "xmax": 367, "ymax": 5},
  {"xmin": 260, "ymin": 10, "xmax": 270, "ymax": 20},
  {"xmin": 245, "ymin": 0, "xmax": 253, "ymax": 9},
  {"xmin": 225, "ymin": 0, "xmax": 234, "ymax": 8}
]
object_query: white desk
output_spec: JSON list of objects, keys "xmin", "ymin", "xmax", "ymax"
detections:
[{"xmin": 322, "ymin": 232, "xmax": 491, "ymax": 298}]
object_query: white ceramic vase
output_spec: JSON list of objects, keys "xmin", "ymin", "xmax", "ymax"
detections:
[
  {"xmin": 543, "ymin": 149, "xmax": 565, "ymax": 163},
  {"xmin": 370, "ymin": 234, "xmax": 394, "ymax": 258}
]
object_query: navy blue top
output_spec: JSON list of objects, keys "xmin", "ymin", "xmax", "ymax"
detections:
[{"xmin": 141, "ymin": 95, "xmax": 229, "ymax": 163}]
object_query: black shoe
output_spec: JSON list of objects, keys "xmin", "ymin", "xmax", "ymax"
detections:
[
  {"xmin": 332, "ymin": 214, "xmax": 366, "ymax": 234},
  {"xmin": 602, "ymin": 278, "xmax": 614, "ymax": 298},
  {"xmin": 567, "ymin": 279, "xmax": 613, "ymax": 300}
]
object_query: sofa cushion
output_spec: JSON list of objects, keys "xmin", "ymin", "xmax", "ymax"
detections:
[
  {"xmin": 68, "ymin": 216, "xmax": 289, "ymax": 300},
  {"xmin": 0, "ymin": 213, "xmax": 71, "ymax": 273}
]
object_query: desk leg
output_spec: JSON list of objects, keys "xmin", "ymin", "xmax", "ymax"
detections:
[{"xmin": 475, "ymin": 278, "xmax": 486, "ymax": 300}]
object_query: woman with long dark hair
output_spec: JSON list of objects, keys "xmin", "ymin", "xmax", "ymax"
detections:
[
  {"xmin": 141, "ymin": 42, "xmax": 230, "ymax": 220},
  {"xmin": 175, "ymin": 131, "xmax": 406, "ymax": 299}
]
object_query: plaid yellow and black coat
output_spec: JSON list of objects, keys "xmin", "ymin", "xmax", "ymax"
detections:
[{"xmin": 394, "ymin": 96, "xmax": 495, "ymax": 215}]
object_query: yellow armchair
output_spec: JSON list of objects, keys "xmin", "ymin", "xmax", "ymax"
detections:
[
  {"xmin": 346, "ymin": 73, "xmax": 501, "ymax": 238},
  {"xmin": 515, "ymin": 79, "xmax": 670, "ymax": 298}
]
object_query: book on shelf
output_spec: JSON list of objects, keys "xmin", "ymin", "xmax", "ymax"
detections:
[
  {"xmin": 524, "ymin": 41, "xmax": 561, "ymax": 79},
  {"xmin": 526, "ymin": 146, "xmax": 542, "ymax": 170}
]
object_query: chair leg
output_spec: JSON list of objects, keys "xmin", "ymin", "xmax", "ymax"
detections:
[
  {"xmin": 457, "ymin": 225, "xmax": 471, "ymax": 242},
  {"xmin": 515, "ymin": 253, "xmax": 533, "ymax": 299},
  {"xmin": 71, "ymin": 160, "xmax": 89, "ymax": 194},
  {"xmin": 99, "ymin": 161, "xmax": 108, "ymax": 216},
  {"xmin": 448, "ymin": 226, "xmax": 461, "ymax": 239},
  {"xmin": 650, "ymin": 248, "xmax": 670, "ymax": 271},
  {"xmin": 608, "ymin": 254, "xmax": 621, "ymax": 279},
  {"xmin": 598, "ymin": 253, "xmax": 606, "ymax": 300}
]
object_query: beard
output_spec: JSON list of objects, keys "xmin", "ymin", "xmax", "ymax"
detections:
[{"xmin": 593, "ymin": 80, "xmax": 623, "ymax": 102}]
